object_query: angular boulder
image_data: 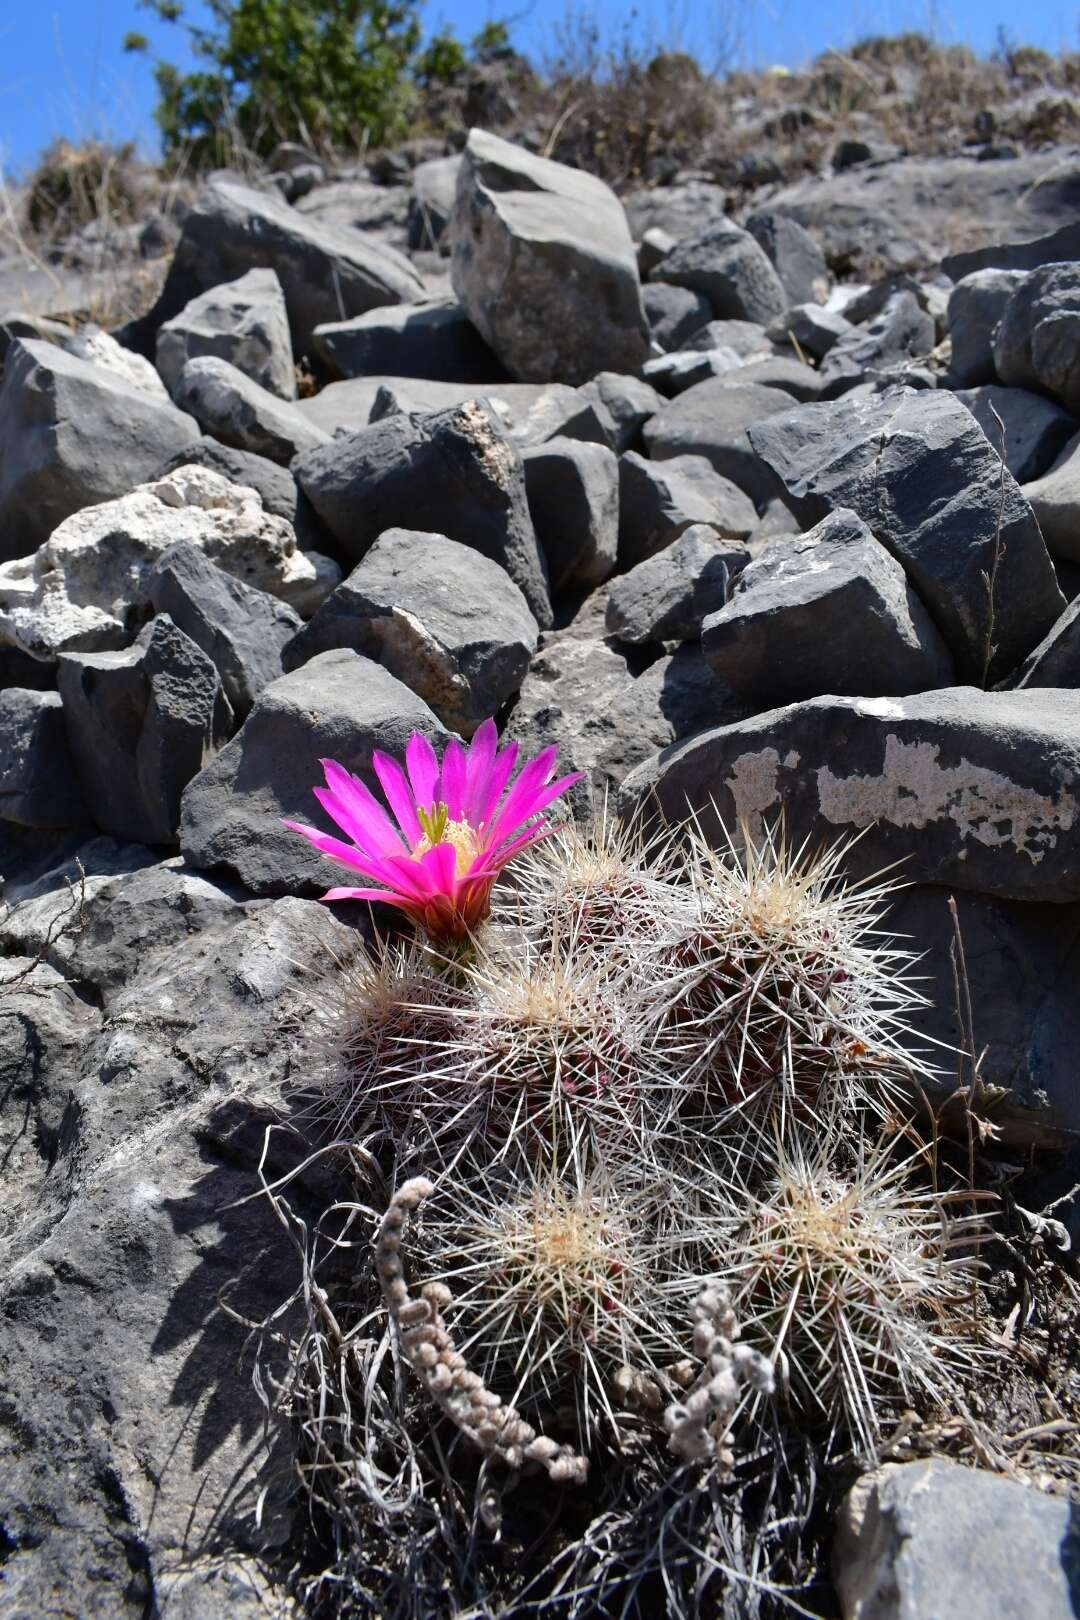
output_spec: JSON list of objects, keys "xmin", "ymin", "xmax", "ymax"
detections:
[
  {"xmin": 521, "ymin": 436, "xmax": 619, "ymax": 594},
  {"xmin": 946, "ymin": 267, "xmax": 1027, "ymax": 386},
  {"xmin": 747, "ymin": 389, "xmax": 1065, "ymax": 682},
  {"xmin": 0, "ymin": 465, "xmax": 330, "ymax": 662},
  {"xmin": 174, "ymin": 357, "xmax": 329, "ymax": 464},
  {"xmin": 642, "ymin": 378, "xmax": 792, "ymax": 506},
  {"xmin": 745, "ymin": 211, "xmax": 830, "ymax": 305},
  {"xmin": 993, "ymin": 262, "xmax": 1080, "ymax": 412},
  {"xmin": 0, "ymin": 688, "xmax": 87, "ymax": 828},
  {"xmin": 606, "ymin": 525, "xmax": 749, "ymax": 645},
  {"xmin": 313, "ymin": 299, "xmax": 504, "ymax": 384},
  {"xmin": 954, "ymin": 384, "xmax": 1076, "ymax": 485},
  {"xmin": 650, "ymin": 219, "xmax": 787, "ymax": 325},
  {"xmin": 701, "ymin": 508, "xmax": 954, "ymax": 702},
  {"xmin": 147, "ymin": 541, "xmax": 302, "ymax": 719},
  {"xmin": 1022, "ymin": 429, "xmax": 1080, "ymax": 563},
  {"xmin": 58, "ymin": 615, "xmax": 231, "ymax": 846},
  {"xmin": 179, "ymin": 649, "xmax": 448, "ymax": 896},
  {"xmin": 124, "ymin": 176, "xmax": 424, "ymax": 357},
  {"xmin": 0, "ymin": 339, "xmax": 199, "ymax": 557},
  {"xmin": 819, "ymin": 290, "xmax": 935, "ymax": 392},
  {"xmin": 450, "ymin": 128, "xmax": 649, "ymax": 385},
  {"xmin": 620, "ymin": 687, "xmax": 1080, "ymax": 902},
  {"xmin": 292, "ymin": 398, "xmax": 552, "ymax": 625},
  {"xmin": 156, "ymin": 267, "xmax": 296, "ymax": 399},
  {"xmin": 618, "ymin": 451, "xmax": 759, "ymax": 571},
  {"xmin": 1010, "ymin": 596, "xmax": 1080, "ymax": 690},
  {"xmin": 281, "ymin": 528, "xmax": 537, "ymax": 735}
]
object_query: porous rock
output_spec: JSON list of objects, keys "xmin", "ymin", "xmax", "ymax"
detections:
[
  {"xmin": 180, "ymin": 649, "xmax": 448, "ymax": 895},
  {"xmin": 281, "ymin": 528, "xmax": 537, "ymax": 735},
  {"xmin": 0, "ymin": 465, "xmax": 330, "ymax": 662},
  {"xmin": 58, "ymin": 615, "xmax": 231, "ymax": 846},
  {"xmin": 747, "ymin": 388, "xmax": 1065, "ymax": 682},
  {"xmin": 606, "ymin": 525, "xmax": 749, "ymax": 645},
  {"xmin": 292, "ymin": 398, "xmax": 552, "ymax": 625},
  {"xmin": 618, "ymin": 451, "xmax": 759, "ymax": 571},
  {"xmin": 174, "ymin": 356, "xmax": 329, "ymax": 464},
  {"xmin": 620, "ymin": 687, "xmax": 1080, "ymax": 902},
  {"xmin": 0, "ymin": 338, "xmax": 199, "ymax": 557},
  {"xmin": 450, "ymin": 128, "xmax": 649, "ymax": 384},
  {"xmin": 701, "ymin": 508, "xmax": 954, "ymax": 702},
  {"xmin": 0, "ymin": 687, "xmax": 88, "ymax": 828},
  {"xmin": 521, "ymin": 436, "xmax": 619, "ymax": 594},
  {"xmin": 156, "ymin": 267, "xmax": 297, "ymax": 400},
  {"xmin": 147, "ymin": 540, "xmax": 303, "ymax": 719}
]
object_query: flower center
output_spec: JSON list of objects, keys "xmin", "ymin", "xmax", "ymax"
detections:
[{"xmin": 413, "ymin": 803, "xmax": 480, "ymax": 878}]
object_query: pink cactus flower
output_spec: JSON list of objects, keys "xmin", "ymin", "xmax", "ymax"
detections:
[{"xmin": 283, "ymin": 719, "xmax": 582, "ymax": 940}]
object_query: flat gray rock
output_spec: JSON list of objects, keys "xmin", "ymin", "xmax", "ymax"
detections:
[
  {"xmin": 59, "ymin": 615, "xmax": 231, "ymax": 847},
  {"xmin": 642, "ymin": 282, "xmax": 713, "ymax": 351},
  {"xmin": 174, "ymin": 356, "xmax": 329, "ymax": 464},
  {"xmin": 946, "ymin": 268, "xmax": 1027, "ymax": 386},
  {"xmin": 146, "ymin": 540, "xmax": 302, "ymax": 719},
  {"xmin": 702, "ymin": 508, "xmax": 954, "ymax": 701},
  {"xmin": 156, "ymin": 267, "xmax": 296, "ymax": 400},
  {"xmin": 618, "ymin": 451, "xmax": 759, "ymax": 571},
  {"xmin": 292, "ymin": 398, "xmax": 552, "ymax": 625},
  {"xmin": 747, "ymin": 388, "xmax": 1065, "ymax": 682},
  {"xmin": 619, "ymin": 687, "xmax": 1080, "ymax": 902},
  {"xmin": 281, "ymin": 528, "xmax": 536, "ymax": 735},
  {"xmin": 313, "ymin": 298, "xmax": 504, "ymax": 384},
  {"xmin": 954, "ymin": 383, "xmax": 1076, "ymax": 485},
  {"xmin": 124, "ymin": 176, "xmax": 424, "ymax": 356},
  {"xmin": 768, "ymin": 302, "xmax": 852, "ymax": 362},
  {"xmin": 0, "ymin": 688, "xmax": 87, "ymax": 828},
  {"xmin": 642, "ymin": 378, "xmax": 792, "ymax": 506},
  {"xmin": 581, "ymin": 371, "xmax": 664, "ymax": 454},
  {"xmin": 650, "ymin": 218, "xmax": 787, "ymax": 325},
  {"xmin": 0, "ymin": 339, "xmax": 199, "ymax": 558},
  {"xmin": 522, "ymin": 436, "xmax": 619, "ymax": 594},
  {"xmin": 606, "ymin": 524, "xmax": 749, "ymax": 645},
  {"xmin": 180, "ymin": 649, "xmax": 447, "ymax": 895},
  {"xmin": 834, "ymin": 1459, "xmax": 1080, "ymax": 1620},
  {"xmin": 451, "ymin": 129, "xmax": 649, "ymax": 385}
]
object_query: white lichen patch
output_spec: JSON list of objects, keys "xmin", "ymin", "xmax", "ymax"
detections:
[
  {"xmin": 816, "ymin": 735, "xmax": 1077, "ymax": 862},
  {"xmin": 725, "ymin": 748, "xmax": 789, "ymax": 839}
]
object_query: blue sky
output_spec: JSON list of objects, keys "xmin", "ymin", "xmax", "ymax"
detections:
[{"xmin": 2, "ymin": 0, "xmax": 1078, "ymax": 176}]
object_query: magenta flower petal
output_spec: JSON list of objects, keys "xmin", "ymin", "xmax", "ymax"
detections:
[
  {"xmin": 473, "ymin": 738, "xmax": 519, "ymax": 831},
  {"xmin": 318, "ymin": 760, "xmax": 405, "ymax": 856},
  {"xmin": 405, "ymin": 731, "xmax": 439, "ymax": 808},
  {"xmin": 322, "ymin": 885, "xmax": 409, "ymax": 904},
  {"xmin": 484, "ymin": 745, "xmax": 560, "ymax": 848},
  {"xmin": 439, "ymin": 737, "xmax": 468, "ymax": 819},
  {"xmin": 463, "ymin": 719, "xmax": 498, "ymax": 822},
  {"xmin": 371, "ymin": 750, "xmax": 423, "ymax": 844},
  {"xmin": 281, "ymin": 819, "xmax": 377, "ymax": 874}
]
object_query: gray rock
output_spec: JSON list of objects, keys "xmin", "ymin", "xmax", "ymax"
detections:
[
  {"xmin": 946, "ymin": 268, "xmax": 1027, "ymax": 386},
  {"xmin": 943, "ymin": 218, "xmax": 1080, "ymax": 281},
  {"xmin": 156, "ymin": 268, "xmax": 296, "ymax": 400},
  {"xmin": 747, "ymin": 389, "xmax": 1065, "ymax": 682},
  {"xmin": 618, "ymin": 451, "xmax": 758, "ymax": 571},
  {"xmin": 992, "ymin": 262, "xmax": 1080, "ymax": 413},
  {"xmin": 642, "ymin": 378, "xmax": 792, "ymax": 506},
  {"xmin": 1022, "ymin": 429, "xmax": 1080, "ymax": 564},
  {"xmin": 451, "ymin": 129, "xmax": 649, "ymax": 385},
  {"xmin": 0, "ymin": 309, "xmax": 70, "ymax": 362},
  {"xmin": 408, "ymin": 154, "xmax": 462, "ymax": 252},
  {"xmin": 834, "ymin": 1459, "xmax": 1080, "ymax": 1620},
  {"xmin": 174, "ymin": 356, "xmax": 329, "ymax": 464},
  {"xmin": 507, "ymin": 383, "xmax": 617, "ymax": 450},
  {"xmin": 620, "ymin": 687, "xmax": 1080, "ymax": 903},
  {"xmin": 746, "ymin": 496, "xmax": 802, "ymax": 553},
  {"xmin": 745, "ymin": 211, "xmax": 830, "ymax": 305},
  {"xmin": 0, "ymin": 688, "xmax": 88, "ymax": 828},
  {"xmin": 156, "ymin": 434, "xmax": 300, "ymax": 522},
  {"xmin": 642, "ymin": 282, "xmax": 714, "ymax": 350},
  {"xmin": 146, "ymin": 541, "xmax": 302, "ymax": 719},
  {"xmin": 312, "ymin": 298, "xmax": 504, "ymax": 383},
  {"xmin": 179, "ymin": 649, "xmax": 447, "ymax": 895},
  {"xmin": 767, "ymin": 302, "xmax": 853, "ymax": 361},
  {"xmin": 59, "ymin": 615, "xmax": 231, "ymax": 846},
  {"xmin": 292, "ymin": 398, "xmax": 552, "ymax": 626},
  {"xmin": 0, "ymin": 857, "xmax": 352, "ymax": 1613},
  {"xmin": 123, "ymin": 176, "xmax": 424, "ymax": 357},
  {"xmin": 887, "ymin": 885, "xmax": 1080, "ymax": 1144},
  {"xmin": 651, "ymin": 218, "xmax": 788, "ymax": 325},
  {"xmin": 1010, "ymin": 595, "xmax": 1080, "ymax": 690},
  {"xmin": 281, "ymin": 528, "xmax": 537, "ymax": 735},
  {"xmin": 606, "ymin": 525, "xmax": 748, "ymax": 644},
  {"xmin": 955, "ymin": 384, "xmax": 1076, "ymax": 484},
  {"xmin": 722, "ymin": 354, "xmax": 830, "ymax": 402},
  {"xmin": 62, "ymin": 325, "xmax": 171, "ymax": 402},
  {"xmin": 819, "ymin": 290, "xmax": 935, "ymax": 392},
  {"xmin": 580, "ymin": 372, "xmax": 664, "ymax": 454},
  {"xmin": 522, "ymin": 436, "xmax": 619, "ymax": 594},
  {"xmin": 644, "ymin": 348, "xmax": 748, "ymax": 396},
  {"xmin": 295, "ymin": 374, "xmax": 548, "ymax": 436},
  {"xmin": 675, "ymin": 319, "xmax": 771, "ymax": 359},
  {"xmin": 702, "ymin": 508, "xmax": 954, "ymax": 702},
  {"xmin": 638, "ymin": 226, "xmax": 676, "ymax": 277},
  {"xmin": 0, "ymin": 339, "xmax": 199, "ymax": 558}
]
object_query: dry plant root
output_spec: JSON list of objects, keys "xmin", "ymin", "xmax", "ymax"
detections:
[{"xmin": 376, "ymin": 1175, "xmax": 589, "ymax": 1485}]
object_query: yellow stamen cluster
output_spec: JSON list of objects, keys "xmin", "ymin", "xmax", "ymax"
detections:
[{"xmin": 413, "ymin": 803, "xmax": 482, "ymax": 877}]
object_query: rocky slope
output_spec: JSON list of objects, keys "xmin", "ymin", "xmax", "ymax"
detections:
[{"xmin": 2, "ymin": 70, "xmax": 1080, "ymax": 1618}]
